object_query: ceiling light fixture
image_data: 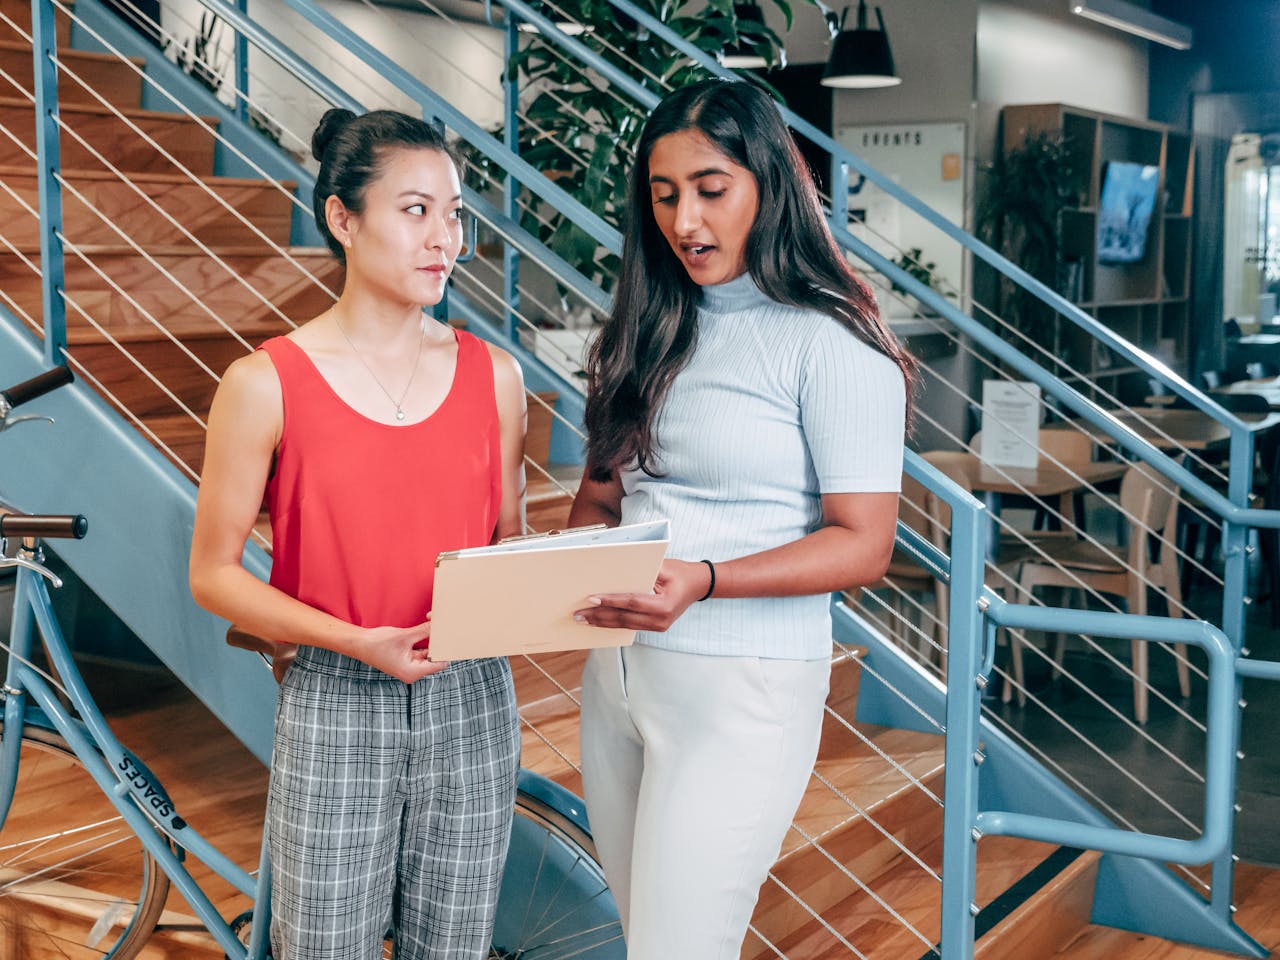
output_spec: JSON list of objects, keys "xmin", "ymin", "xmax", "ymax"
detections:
[
  {"xmin": 1069, "ymin": 0, "xmax": 1192, "ymax": 50},
  {"xmin": 821, "ymin": 0, "xmax": 901, "ymax": 90}
]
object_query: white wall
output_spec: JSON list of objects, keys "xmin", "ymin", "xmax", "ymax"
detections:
[
  {"xmin": 160, "ymin": 0, "xmax": 505, "ymax": 164},
  {"xmin": 977, "ymin": 0, "xmax": 1149, "ymax": 120}
]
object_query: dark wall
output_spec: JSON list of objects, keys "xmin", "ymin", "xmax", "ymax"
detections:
[
  {"xmin": 1149, "ymin": 0, "xmax": 1280, "ymax": 374},
  {"xmin": 1150, "ymin": 0, "xmax": 1280, "ymax": 128}
]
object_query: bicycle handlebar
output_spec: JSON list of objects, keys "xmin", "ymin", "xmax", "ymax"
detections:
[
  {"xmin": 1, "ymin": 366, "xmax": 73, "ymax": 413},
  {"xmin": 0, "ymin": 512, "xmax": 88, "ymax": 539}
]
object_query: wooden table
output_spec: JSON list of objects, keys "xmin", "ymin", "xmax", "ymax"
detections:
[
  {"xmin": 1047, "ymin": 407, "xmax": 1280, "ymax": 453},
  {"xmin": 958, "ymin": 455, "xmax": 1128, "ymax": 498},
  {"xmin": 941, "ymin": 452, "xmax": 1128, "ymax": 559}
]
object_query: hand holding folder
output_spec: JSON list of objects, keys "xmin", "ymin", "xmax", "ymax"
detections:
[{"xmin": 428, "ymin": 520, "xmax": 670, "ymax": 661}]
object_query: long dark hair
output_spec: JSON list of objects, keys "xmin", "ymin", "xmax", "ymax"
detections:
[
  {"xmin": 583, "ymin": 79, "xmax": 917, "ymax": 481},
  {"xmin": 310, "ymin": 108, "xmax": 455, "ymax": 262}
]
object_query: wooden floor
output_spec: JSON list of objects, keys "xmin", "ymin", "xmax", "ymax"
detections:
[{"xmin": 12, "ymin": 659, "xmax": 1280, "ymax": 959}]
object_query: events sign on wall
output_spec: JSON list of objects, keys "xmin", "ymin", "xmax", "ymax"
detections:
[{"xmin": 836, "ymin": 122, "xmax": 967, "ymax": 319}]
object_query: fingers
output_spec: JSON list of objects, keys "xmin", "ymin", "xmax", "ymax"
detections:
[{"xmin": 574, "ymin": 606, "xmax": 674, "ymax": 632}]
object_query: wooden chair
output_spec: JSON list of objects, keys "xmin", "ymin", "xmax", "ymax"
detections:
[
  {"xmin": 883, "ymin": 452, "xmax": 1070, "ymax": 676},
  {"xmin": 1014, "ymin": 460, "xmax": 1192, "ymax": 724},
  {"xmin": 863, "ymin": 468, "xmax": 950, "ymax": 667}
]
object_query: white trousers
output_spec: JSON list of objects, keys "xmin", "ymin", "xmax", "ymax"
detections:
[{"xmin": 580, "ymin": 644, "xmax": 830, "ymax": 960}]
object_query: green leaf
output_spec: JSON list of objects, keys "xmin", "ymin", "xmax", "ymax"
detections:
[{"xmin": 769, "ymin": 0, "xmax": 794, "ymax": 32}]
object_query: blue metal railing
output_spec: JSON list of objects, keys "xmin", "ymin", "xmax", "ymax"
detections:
[
  {"xmin": 20, "ymin": 0, "xmax": 1279, "ymax": 954},
  {"xmin": 469, "ymin": 0, "xmax": 1280, "ymax": 921},
  {"xmin": 900, "ymin": 452, "xmax": 1246, "ymax": 958}
]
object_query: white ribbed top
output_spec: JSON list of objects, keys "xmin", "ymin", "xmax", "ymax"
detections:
[{"xmin": 619, "ymin": 272, "xmax": 907, "ymax": 660}]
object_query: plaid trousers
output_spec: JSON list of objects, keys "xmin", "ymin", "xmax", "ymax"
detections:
[{"xmin": 266, "ymin": 649, "xmax": 521, "ymax": 960}]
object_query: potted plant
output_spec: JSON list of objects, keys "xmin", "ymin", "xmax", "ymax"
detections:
[
  {"xmin": 477, "ymin": 0, "xmax": 811, "ymax": 293},
  {"xmin": 977, "ymin": 130, "xmax": 1084, "ymax": 342}
]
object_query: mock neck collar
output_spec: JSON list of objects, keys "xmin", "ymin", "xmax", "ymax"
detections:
[{"xmin": 699, "ymin": 271, "xmax": 769, "ymax": 314}]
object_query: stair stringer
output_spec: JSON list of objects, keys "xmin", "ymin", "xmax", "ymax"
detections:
[
  {"xmin": 835, "ymin": 600, "xmax": 1268, "ymax": 958},
  {"xmin": 0, "ymin": 314, "xmax": 278, "ymax": 763}
]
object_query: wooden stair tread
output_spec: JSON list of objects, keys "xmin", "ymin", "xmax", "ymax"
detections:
[
  {"xmin": 755, "ymin": 834, "xmax": 1060, "ymax": 960},
  {"xmin": 0, "ymin": 243, "xmax": 330, "ymax": 257},
  {"xmin": 66, "ymin": 319, "xmax": 283, "ymax": 345},
  {"xmin": 0, "ymin": 163, "xmax": 298, "ymax": 190},
  {"xmin": 526, "ymin": 475, "xmax": 576, "ymax": 501},
  {"xmin": 0, "ymin": 39, "xmax": 143, "ymax": 66},
  {"xmin": 1051, "ymin": 862, "xmax": 1280, "ymax": 958},
  {"xmin": 0, "ymin": 94, "xmax": 217, "ymax": 124},
  {"xmin": 975, "ymin": 849, "xmax": 1100, "ymax": 960}
]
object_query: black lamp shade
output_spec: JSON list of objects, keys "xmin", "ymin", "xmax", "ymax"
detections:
[{"xmin": 821, "ymin": 5, "xmax": 901, "ymax": 88}]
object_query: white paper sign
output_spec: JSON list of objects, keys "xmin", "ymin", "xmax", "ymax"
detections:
[{"xmin": 980, "ymin": 380, "xmax": 1041, "ymax": 468}]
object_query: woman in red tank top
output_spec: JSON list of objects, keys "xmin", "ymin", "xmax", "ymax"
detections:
[{"xmin": 190, "ymin": 110, "xmax": 526, "ymax": 960}]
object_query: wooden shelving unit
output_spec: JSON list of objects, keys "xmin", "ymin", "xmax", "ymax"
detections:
[{"xmin": 1001, "ymin": 103, "xmax": 1194, "ymax": 405}]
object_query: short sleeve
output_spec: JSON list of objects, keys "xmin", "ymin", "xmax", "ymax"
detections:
[{"xmin": 799, "ymin": 318, "xmax": 906, "ymax": 493}]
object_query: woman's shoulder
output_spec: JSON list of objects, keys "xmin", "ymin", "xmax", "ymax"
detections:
[
  {"xmin": 209, "ymin": 349, "xmax": 284, "ymax": 433},
  {"xmin": 222, "ymin": 346, "xmax": 283, "ymax": 397}
]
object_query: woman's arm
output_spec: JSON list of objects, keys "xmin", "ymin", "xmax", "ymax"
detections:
[
  {"xmin": 189, "ymin": 351, "xmax": 441, "ymax": 683},
  {"xmin": 488, "ymin": 344, "xmax": 528, "ymax": 543},
  {"xmin": 574, "ymin": 491, "xmax": 898, "ymax": 632},
  {"xmin": 568, "ymin": 469, "xmax": 624, "ymax": 528}
]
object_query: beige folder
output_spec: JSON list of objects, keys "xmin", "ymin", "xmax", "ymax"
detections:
[{"xmin": 428, "ymin": 520, "xmax": 670, "ymax": 661}]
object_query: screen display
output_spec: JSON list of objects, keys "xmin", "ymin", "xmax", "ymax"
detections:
[{"xmin": 1097, "ymin": 161, "xmax": 1160, "ymax": 264}]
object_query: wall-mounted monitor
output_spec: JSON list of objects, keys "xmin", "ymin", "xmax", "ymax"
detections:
[{"xmin": 1097, "ymin": 161, "xmax": 1160, "ymax": 264}]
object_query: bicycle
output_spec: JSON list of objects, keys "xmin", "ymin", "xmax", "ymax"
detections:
[{"xmin": 0, "ymin": 366, "xmax": 623, "ymax": 959}]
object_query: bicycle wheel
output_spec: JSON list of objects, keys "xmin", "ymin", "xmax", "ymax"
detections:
[
  {"xmin": 0, "ymin": 724, "xmax": 170, "ymax": 959},
  {"xmin": 490, "ymin": 788, "xmax": 624, "ymax": 960}
]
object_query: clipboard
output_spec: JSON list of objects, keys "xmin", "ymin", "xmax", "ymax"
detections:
[{"xmin": 428, "ymin": 520, "xmax": 670, "ymax": 661}]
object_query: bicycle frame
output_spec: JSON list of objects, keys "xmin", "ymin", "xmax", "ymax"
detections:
[{"xmin": 0, "ymin": 552, "xmax": 273, "ymax": 960}]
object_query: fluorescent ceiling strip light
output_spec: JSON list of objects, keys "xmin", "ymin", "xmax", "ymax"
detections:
[{"xmin": 1070, "ymin": 0, "xmax": 1192, "ymax": 50}]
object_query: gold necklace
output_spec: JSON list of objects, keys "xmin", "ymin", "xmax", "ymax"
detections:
[{"xmin": 334, "ymin": 317, "xmax": 427, "ymax": 422}]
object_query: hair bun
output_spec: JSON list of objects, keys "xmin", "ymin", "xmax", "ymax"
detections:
[{"xmin": 311, "ymin": 108, "xmax": 357, "ymax": 162}]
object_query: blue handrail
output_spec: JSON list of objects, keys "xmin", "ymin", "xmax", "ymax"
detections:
[{"xmin": 979, "ymin": 600, "xmax": 1237, "ymax": 865}]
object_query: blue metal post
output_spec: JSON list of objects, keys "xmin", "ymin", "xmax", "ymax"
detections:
[
  {"xmin": 829, "ymin": 160, "xmax": 848, "ymax": 233},
  {"xmin": 426, "ymin": 113, "xmax": 452, "ymax": 325},
  {"xmin": 235, "ymin": 0, "xmax": 249, "ymax": 125},
  {"xmin": 938, "ymin": 497, "xmax": 987, "ymax": 960},
  {"xmin": 503, "ymin": 17, "xmax": 521, "ymax": 339},
  {"xmin": 1211, "ymin": 425, "xmax": 1253, "ymax": 916},
  {"xmin": 31, "ymin": 0, "xmax": 66, "ymax": 366}
]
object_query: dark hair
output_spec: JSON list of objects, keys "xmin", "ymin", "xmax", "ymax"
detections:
[
  {"xmin": 583, "ymin": 79, "xmax": 917, "ymax": 481},
  {"xmin": 310, "ymin": 108, "xmax": 456, "ymax": 261}
]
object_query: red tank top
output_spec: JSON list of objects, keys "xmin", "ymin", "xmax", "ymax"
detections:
[{"xmin": 261, "ymin": 329, "xmax": 502, "ymax": 628}]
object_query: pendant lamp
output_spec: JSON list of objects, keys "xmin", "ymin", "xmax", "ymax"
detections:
[{"xmin": 821, "ymin": 0, "xmax": 900, "ymax": 89}]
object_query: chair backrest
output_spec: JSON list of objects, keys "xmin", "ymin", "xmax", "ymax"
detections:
[
  {"xmin": 918, "ymin": 450, "xmax": 977, "ymax": 546},
  {"xmin": 1218, "ymin": 392, "xmax": 1271, "ymax": 414},
  {"xmin": 1118, "ymin": 459, "xmax": 1182, "ymax": 572},
  {"xmin": 1038, "ymin": 428, "xmax": 1094, "ymax": 465},
  {"xmin": 899, "ymin": 470, "xmax": 935, "ymax": 544},
  {"xmin": 968, "ymin": 429, "xmax": 1092, "ymax": 466}
]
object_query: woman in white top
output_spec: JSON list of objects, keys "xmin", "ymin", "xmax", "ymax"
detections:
[{"xmin": 569, "ymin": 78, "xmax": 916, "ymax": 959}]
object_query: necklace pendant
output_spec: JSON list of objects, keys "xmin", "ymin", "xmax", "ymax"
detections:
[{"xmin": 395, "ymin": 409, "xmax": 406, "ymax": 421}]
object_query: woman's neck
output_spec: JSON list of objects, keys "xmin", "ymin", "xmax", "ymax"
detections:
[
  {"xmin": 328, "ymin": 283, "xmax": 439, "ymax": 351},
  {"xmin": 699, "ymin": 270, "xmax": 768, "ymax": 314}
]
